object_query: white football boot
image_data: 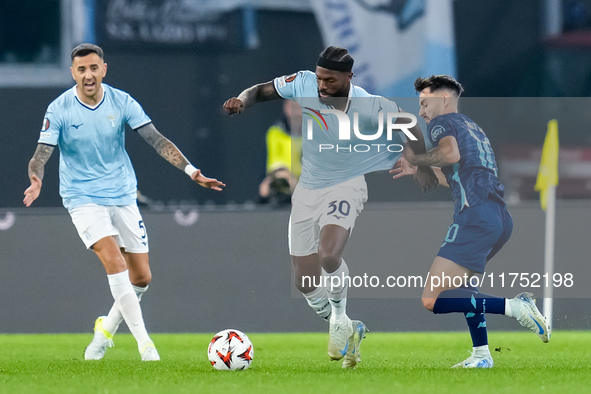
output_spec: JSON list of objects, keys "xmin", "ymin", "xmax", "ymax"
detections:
[
  {"xmin": 84, "ymin": 316, "xmax": 114, "ymax": 360},
  {"xmin": 328, "ymin": 317, "xmax": 352, "ymax": 360},
  {"xmin": 342, "ymin": 320, "xmax": 368, "ymax": 369},
  {"xmin": 511, "ymin": 292, "xmax": 551, "ymax": 343},
  {"xmin": 141, "ymin": 342, "xmax": 160, "ymax": 361},
  {"xmin": 453, "ymin": 352, "xmax": 494, "ymax": 369}
]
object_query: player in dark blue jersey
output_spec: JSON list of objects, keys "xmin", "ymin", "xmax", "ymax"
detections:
[{"xmin": 392, "ymin": 75, "xmax": 550, "ymax": 368}]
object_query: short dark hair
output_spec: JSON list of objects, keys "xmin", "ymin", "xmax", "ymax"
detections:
[
  {"xmin": 71, "ymin": 43, "xmax": 104, "ymax": 62},
  {"xmin": 414, "ymin": 75, "xmax": 464, "ymax": 96},
  {"xmin": 320, "ymin": 46, "xmax": 353, "ymax": 63},
  {"xmin": 317, "ymin": 46, "xmax": 354, "ymax": 72}
]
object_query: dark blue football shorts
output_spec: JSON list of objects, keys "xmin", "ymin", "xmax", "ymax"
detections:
[{"xmin": 437, "ymin": 198, "xmax": 513, "ymax": 273}]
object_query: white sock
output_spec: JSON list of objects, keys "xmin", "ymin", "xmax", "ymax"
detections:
[
  {"xmin": 473, "ymin": 345, "xmax": 491, "ymax": 357},
  {"xmin": 302, "ymin": 286, "xmax": 331, "ymax": 321},
  {"xmin": 505, "ymin": 298, "xmax": 519, "ymax": 318},
  {"xmin": 107, "ymin": 271, "xmax": 152, "ymax": 350},
  {"xmin": 326, "ymin": 259, "xmax": 349, "ymax": 324},
  {"xmin": 103, "ymin": 284, "xmax": 149, "ymax": 335}
]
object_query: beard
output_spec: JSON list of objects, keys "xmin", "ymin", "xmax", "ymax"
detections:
[{"xmin": 318, "ymin": 84, "xmax": 349, "ymax": 105}]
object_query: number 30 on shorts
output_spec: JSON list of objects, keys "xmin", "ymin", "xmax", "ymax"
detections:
[{"xmin": 327, "ymin": 200, "xmax": 350, "ymax": 217}]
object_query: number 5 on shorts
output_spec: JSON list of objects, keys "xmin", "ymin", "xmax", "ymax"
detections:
[{"xmin": 139, "ymin": 220, "xmax": 147, "ymax": 240}]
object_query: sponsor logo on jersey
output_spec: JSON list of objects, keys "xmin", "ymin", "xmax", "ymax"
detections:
[
  {"xmin": 72, "ymin": 123, "xmax": 84, "ymax": 129},
  {"xmin": 40, "ymin": 132, "xmax": 51, "ymax": 140},
  {"xmin": 431, "ymin": 125, "xmax": 445, "ymax": 141}
]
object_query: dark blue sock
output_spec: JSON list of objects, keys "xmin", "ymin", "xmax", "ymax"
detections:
[
  {"xmin": 465, "ymin": 311, "xmax": 488, "ymax": 347},
  {"xmin": 432, "ymin": 288, "xmax": 505, "ymax": 315},
  {"xmin": 433, "ymin": 286, "xmax": 498, "ymax": 348}
]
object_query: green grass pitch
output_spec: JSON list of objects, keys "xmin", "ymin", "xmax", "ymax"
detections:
[{"xmin": 1, "ymin": 331, "xmax": 589, "ymax": 393}]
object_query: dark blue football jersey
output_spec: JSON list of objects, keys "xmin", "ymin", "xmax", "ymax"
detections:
[{"xmin": 428, "ymin": 113, "xmax": 505, "ymax": 214}]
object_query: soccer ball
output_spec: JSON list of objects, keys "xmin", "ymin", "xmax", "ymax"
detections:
[{"xmin": 207, "ymin": 329, "xmax": 254, "ymax": 370}]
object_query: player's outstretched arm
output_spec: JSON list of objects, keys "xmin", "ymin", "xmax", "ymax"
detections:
[
  {"xmin": 136, "ymin": 123, "xmax": 225, "ymax": 191},
  {"xmin": 390, "ymin": 157, "xmax": 416, "ymax": 179},
  {"xmin": 223, "ymin": 81, "xmax": 280, "ymax": 115},
  {"xmin": 394, "ymin": 107, "xmax": 438, "ymax": 192},
  {"xmin": 397, "ymin": 108, "xmax": 427, "ymax": 155},
  {"xmin": 24, "ymin": 144, "xmax": 55, "ymax": 207},
  {"xmin": 405, "ymin": 135, "xmax": 460, "ymax": 168},
  {"xmin": 389, "ymin": 156, "xmax": 439, "ymax": 192},
  {"xmin": 188, "ymin": 169, "xmax": 225, "ymax": 191}
]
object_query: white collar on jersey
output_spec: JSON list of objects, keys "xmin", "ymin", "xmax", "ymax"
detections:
[
  {"xmin": 344, "ymin": 83, "xmax": 353, "ymax": 113},
  {"xmin": 327, "ymin": 83, "xmax": 353, "ymax": 113},
  {"xmin": 73, "ymin": 85, "xmax": 105, "ymax": 110}
]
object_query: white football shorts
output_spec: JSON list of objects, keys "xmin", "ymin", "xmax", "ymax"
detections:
[
  {"xmin": 289, "ymin": 176, "xmax": 368, "ymax": 256},
  {"xmin": 69, "ymin": 203, "xmax": 149, "ymax": 253}
]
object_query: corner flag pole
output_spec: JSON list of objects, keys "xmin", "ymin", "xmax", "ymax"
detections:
[
  {"xmin": 542, "ymin": 183, "xmax": 556, "ymax": 327},
  {"xmin": 534, "ymin": 119, "xmax": 559, "ymax": 328}
]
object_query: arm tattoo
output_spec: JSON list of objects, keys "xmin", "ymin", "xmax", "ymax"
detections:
[
  {"xmin": 28, "ymin": 144, "xmax": 55, "ymax": 180},
  {"xmin": 238, "ymin": 81, "xmax": 279, "ymax": 107},
  {"xmin": 408, "ymin": 148, "xmax": 450, "ymax": 168},
  {"xmin": 257, "ymin": 82, "xmax": 280, "ymax": 102},
  {"xmin": 137, "ymin": 124, "xmax": 189, "ymax": 170}
]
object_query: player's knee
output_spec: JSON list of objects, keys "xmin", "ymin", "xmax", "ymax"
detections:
[
  {"xmin": 422, "ymin": 296, "xmax": 436, "ymax": 312},
  {"xmin": 295, "ymin": 282, "xmax": 315, "ymax": 294},
  {"xmin": 101, "ymin": 255, "xmax": 128, "ymax": 274},
  {"xmin": 317, "ymin": 250, "xmax": 340, "ymax": 272},
  {"xmin": 294, "ymin": 274, "xmax": 316, "ymax": 294},
  {"xmin": 132, "ymin": 273, "xmax": 151, "ymax": 288}
]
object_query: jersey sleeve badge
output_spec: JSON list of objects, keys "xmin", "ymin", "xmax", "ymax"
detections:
[
  {"xmin": 41, "ymin": 118, "xmax": 50, "ymax": 131},
  {"xmin": 431, "ymin": 125, "xmax": 445, "ymax": 141},
  {"xmin": 277, "ymin": 73, "xmax": 298, "ymax": 89}
]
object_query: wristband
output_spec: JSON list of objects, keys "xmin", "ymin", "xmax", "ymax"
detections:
[{"xmin": 184, "ymin": 164, "xmax": 198, "ymax": 177}]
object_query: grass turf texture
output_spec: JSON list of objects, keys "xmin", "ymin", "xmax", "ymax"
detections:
[{"xmin": 1, "ymin": 331, "xmax": 589, "ymax": 394}]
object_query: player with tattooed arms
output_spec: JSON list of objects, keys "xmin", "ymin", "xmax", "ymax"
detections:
[{"xmin": 24, "ymin": 43, "xmax": 225, "ymax": 361}]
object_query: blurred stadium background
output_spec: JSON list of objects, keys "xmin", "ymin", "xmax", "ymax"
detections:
[{"xmin": 0, "ymin": 0, "xmax": 589, "ymax": 333}]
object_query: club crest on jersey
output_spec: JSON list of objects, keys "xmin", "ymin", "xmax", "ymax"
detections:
[
  {"xmin": 41, "ymin": 118, "xmax": 50, "ymax": 131},
  {"xmin": 431, "ymin": 125, "xmax": 445, "ymax": 141},
  {"xmin": 106, "ymin": 114, "xmax": 118, "ymax": 127}
]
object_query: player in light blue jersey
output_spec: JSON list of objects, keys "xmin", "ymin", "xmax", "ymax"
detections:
[
  {"xmin": 392, "ymin": 75, "xmax": 550, "ymax": 368},
  {"xmin": 224, "ymin": 46, "xmax": 437, "ymax": 368},
  {"xmin": 24, "ymin": 44, "xmax": 225, "ymax": 361}
]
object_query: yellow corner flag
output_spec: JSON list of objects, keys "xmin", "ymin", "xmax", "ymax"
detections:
[{"xmin": 534, "ymin": 119, "xmax": 559, "ymax": 210}]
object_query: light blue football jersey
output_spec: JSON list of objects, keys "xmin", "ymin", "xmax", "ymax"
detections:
[
  {"xmin": 38, "ymin": 84, "xmax": 151, "ymax": 210},
  {"xmin": 274, "ymin": 70, "xmax": 405, "ymax": 189}
]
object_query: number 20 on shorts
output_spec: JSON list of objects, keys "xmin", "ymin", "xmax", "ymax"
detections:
[{"xmin": 441, "ymin": 223, "xmax": 459, "ymax": 247}]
